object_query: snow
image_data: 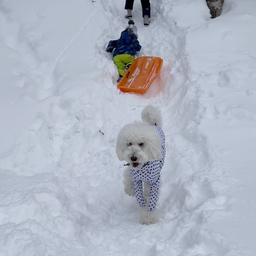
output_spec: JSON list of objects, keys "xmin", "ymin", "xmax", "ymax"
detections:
[{"xmin": 0, "ymin": 0, "xmax": 256, "ymax": 255}]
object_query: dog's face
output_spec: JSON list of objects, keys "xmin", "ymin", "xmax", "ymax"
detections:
[
  {"xmin": 116, "ymin": 122, "xmax": 162, "ymax": 169},
  {"xmin": 121, "ymin": 137, "xmax": 148, "ymax": 169}
]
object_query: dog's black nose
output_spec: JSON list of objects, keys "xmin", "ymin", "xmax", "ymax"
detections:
[{"xmin": 131, "ymin": 156, "xmax": 137, "ymax": 162}]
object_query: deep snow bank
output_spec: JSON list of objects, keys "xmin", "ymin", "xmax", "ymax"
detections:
[{"xmin": 1, "ymin": 0, "xmax": 255, "ymax": 255}]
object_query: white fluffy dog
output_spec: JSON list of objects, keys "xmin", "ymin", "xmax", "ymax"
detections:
[{"xmin": 116, "ymin": 105, "xmax": 166, "ymax": 225}]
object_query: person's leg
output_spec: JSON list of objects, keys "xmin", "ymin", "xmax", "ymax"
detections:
[
  {"xmin": 140, "ymin": 0, "xmax": 150, "ymax": 25},
  {"xmin": 123, "ymin": 54, "xmax": 135, "ymax": 67},
  {"xmin": 113, "ymin": 54, "xmax": 134, "ymax": 77},
  {"xmin": 125, "ymin": 0, "xmax": 134, "ymax": 10},
  {"xmin": 140, "ymin": 0, "xmax": 150, "ymax": 18},
  {"xmin": 125, "ymin": 0, "xmax": 134, "ymax": 18},
  {"xmin": 113, "ymin": 55, "xmax": 126, "ymax": 77}
]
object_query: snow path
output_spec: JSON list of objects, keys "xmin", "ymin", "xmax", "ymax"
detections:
[{"xmin": 0, "ymin": 0, "xmax": 247, "ymax": 255}]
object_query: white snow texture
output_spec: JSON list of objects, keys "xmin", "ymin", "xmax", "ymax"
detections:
[{"xmin": 0, "ymin": 0, "xmax": 256, "ymax": 256}]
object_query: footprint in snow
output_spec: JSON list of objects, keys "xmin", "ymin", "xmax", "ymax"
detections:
[{"xmin": 217, "ymin": 69, "xmax": 238, "ymax": 88}]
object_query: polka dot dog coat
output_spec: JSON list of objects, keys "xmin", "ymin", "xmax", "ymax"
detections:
[{"xmin": 130, "ymin": 126, "xmax": 165, "ymax": 212}]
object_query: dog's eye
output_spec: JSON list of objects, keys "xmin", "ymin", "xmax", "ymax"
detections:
[
  {"xmin": 128, "ymin": 142, "xmax": 132, "ymax": 146},
  {"xmin": 138, "ymin": 143, "xmax": 144, "ymax": 147}
]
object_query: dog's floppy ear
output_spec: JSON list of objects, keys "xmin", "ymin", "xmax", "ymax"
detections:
[
  {"xmin": 116, "ymin": 146, "xmax": 124, "ymax": 161},
  {"xmin": 116, "ymin": 131, "xmax": 125, "ymax": 161}
]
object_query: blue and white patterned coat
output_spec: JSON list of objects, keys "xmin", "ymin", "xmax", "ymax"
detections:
[{"xmin": 130, "ymin": 126, "xmax": 165, "ymax": 212}]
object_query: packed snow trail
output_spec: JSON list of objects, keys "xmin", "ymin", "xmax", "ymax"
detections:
[{"xmin": 0, "ymin": 0, "xmax": 238, "ymax": 255}]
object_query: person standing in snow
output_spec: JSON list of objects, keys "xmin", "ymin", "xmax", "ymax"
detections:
[
  {"xmin": 206, "ymin": 0, "xmax": 225, "ymax": 18},
  {"xmin": 124, "ymin": 0, "xmax": 151, "ymax": 26},
  {"xmin": 106, "ymin": 20, "xmax": 142, "ymax": 83}
]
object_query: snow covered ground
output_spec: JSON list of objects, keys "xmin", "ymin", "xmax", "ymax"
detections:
[{"xmin": 0, "ymin": 0, "xmax": 256, "ymax": 255}]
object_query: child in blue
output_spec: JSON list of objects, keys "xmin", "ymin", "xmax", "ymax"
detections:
[{"xmin": 106, "ymin": 20, "xmax": 142, "ymax": 82}]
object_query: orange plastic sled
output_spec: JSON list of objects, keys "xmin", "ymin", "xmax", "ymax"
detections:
[{"xmin": 117, "ymin": 56, "xmax": 163, "ymax": 94}]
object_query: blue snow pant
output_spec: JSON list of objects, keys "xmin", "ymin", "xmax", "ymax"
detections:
[{"xmin": 125, "ymin": 0, "xmax": 151, "ymax": 18}]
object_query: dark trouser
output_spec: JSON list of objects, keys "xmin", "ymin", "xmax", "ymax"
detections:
[{"xmin": 125, "ymin": 0, "xmax": 151, "ymax": 18}]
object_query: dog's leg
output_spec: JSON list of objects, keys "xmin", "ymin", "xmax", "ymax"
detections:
[
  {"xmin": 123, "ymin": 167, "xmax": 135, "ymax": 197},
  {"xmin": 140, "ymin": 179, "xmax": 161, "ymax": 224},
  {"xmin": 143, "ymin": 181, "xmax": 150, "ymax": 197}
]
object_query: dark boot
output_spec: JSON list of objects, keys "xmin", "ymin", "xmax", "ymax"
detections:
[
  {"xmin": 125, "ymin": 9, "xmax": 132, "ymax": 19},
  {"xmin": 124, "ymin": 64, "xmax": 131, "ymax": 72},
  {"xmin": 143, "ymin": 15, "xmax": 150, "ymax": 26},
  {"xmin": 117, "ymin": 75, "xmax": 123, "ymax": 83},
  {"xmin": 206, "ymin": 0, "xmax": 224, "ymax": 18}
]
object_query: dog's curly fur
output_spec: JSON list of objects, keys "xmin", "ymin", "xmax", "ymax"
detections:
[
  {"xmin": 116, "ymin": 105, "xmax": 162, "ymax": 169},
  {"xmin": 116, "ymin": 105, "xmax": 164, "ymax": 225}
]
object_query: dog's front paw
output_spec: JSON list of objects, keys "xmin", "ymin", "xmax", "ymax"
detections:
[
  {"xmin": 140, "ymin": 213, "xmax": 158, "ymax": 225},
  {"xmin": 124, "ymin": 185, "xmax": 135, "ymax": 197},
  {"xmin": 140, "ymin": 208, "xmax": 159, "ymax": 225}
]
